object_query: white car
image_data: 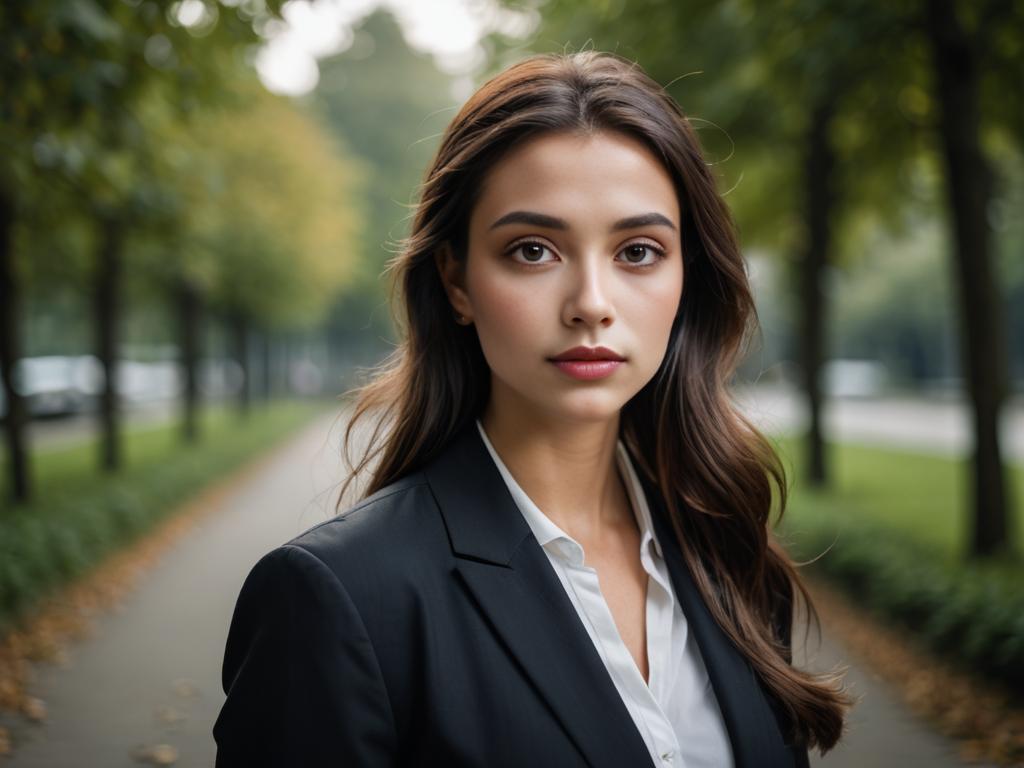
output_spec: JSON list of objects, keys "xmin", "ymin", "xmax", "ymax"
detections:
[
  {"xmin": 1, "ymin": 355, "xmax": 101, "ymax": 418},
  {"xmin": 823, "ymin": 359, "xmax": 888, "ymax": 398}
]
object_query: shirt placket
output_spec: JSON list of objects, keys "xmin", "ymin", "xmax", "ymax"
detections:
[{"xmin": 642, "ymin": 552, "xmax": 684, "ymax": 766}]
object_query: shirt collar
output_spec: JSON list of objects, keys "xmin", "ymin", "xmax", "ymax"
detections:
[
  {"xmin": 615, "ymin": 439, "xmax": 664, "ymax": 560},
  {"xmin": 475, "ymin": 419, "xmax": 664, "ymax": 565}
]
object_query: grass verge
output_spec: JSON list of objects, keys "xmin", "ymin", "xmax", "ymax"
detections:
[
  {"xmin": 771, "ymin": 433, "xmax": 1024, "ymax": 699},
  {"xmin": 0, "ymin": 398, "xmax": 335, "ymax": 633}
]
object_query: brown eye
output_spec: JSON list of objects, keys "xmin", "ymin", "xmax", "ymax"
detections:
[
  {"xmin": 623, "ymin": 245, "xmax": 649, "ymax": 263},
  {"xmin": 617, "ymin": 242, "xmax": 666, "ymax": 267},
  {"xmin": 520, "ymin": 243, "xmax": 547, "ymax": 262},
  {"xmin": 506, "ymin": 240, "xmax": 557, "ymax": 265}
]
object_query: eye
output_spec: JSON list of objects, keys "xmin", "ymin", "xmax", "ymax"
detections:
[
  {"xmin": 616, "ymin": 241, "xmax": 666, "ymax": 267},
  {"xmin": 505, "ymin": 239, "xmax": 558, "ymax": 265},
  {"xmin": 503, "ymin": 238, "xmax": 668, "ymax": 268}
]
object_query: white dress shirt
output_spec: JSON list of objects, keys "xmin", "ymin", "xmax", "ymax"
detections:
[{"xmin": 476, "ymin": 419, "xmax": 735, "ymax": 768}]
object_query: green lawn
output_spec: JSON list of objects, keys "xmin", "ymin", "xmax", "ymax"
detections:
[
  {"xmin": 765, "ymin": 434, "xmax": 1024, "ymax": 692},
  {"xmin": 15, "ymin": 398, "xmax": 336, "ymax": 511},
  {"xmin": 772, "ymin": 433, "xmax": 1024, "ymax": 563},
  {"xmin": 0, "ymin": 397, "xmax": 340, "ymax": 630}
]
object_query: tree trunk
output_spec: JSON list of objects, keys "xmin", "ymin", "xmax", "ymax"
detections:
[
  {"xmin": 231, "ymin": 311, "xmax": 250, "ymax": 419},
  {"xmin": 260, "ymin": 329, "xmax": 272, "ymax": 403},
  {"xmin": 94, "ymin": 214, "xmax": 123, "ymax": 472},
  {"xmin": 925, "ymin": 0, "xmax": 1011, "ymax": 557},
  {"xmin": 0, "ymin": 186, "xmax": 31, "ymax": 504},
  {"xmin": 176, "ymin": 279, "xmax": 202, "ymax": 443},
  {"xmin": 799, "ymin": 95, "xmax": 837, "ymax": 488}
]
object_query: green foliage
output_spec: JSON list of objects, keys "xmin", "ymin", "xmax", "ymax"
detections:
[
  {"xmin": 774, "ymin": 433, "xmax": 1024, "ymax": 690},
  {"xmin": 526, "ymin": 0, "xmax": 929, "ymax": 259},
  {"xmin": 784, "ymin": 511, "xmax": 1024, "ymax": 692},
  {"xmin": 778, "ymin": 434, "xmax": 1024, "ymax": 556},
  {"xmin": 1, "ymin": 0, "xmax": 281, "ymax": 201},
  {"xmin": 313, "ymin": 11, "xmax": 457, "ymax": 340},
  {"xmin": 0, "ymin": 398, "xmax": 329, "ymax": 631},
  {"xmin": 829, "ymin": 217, "xmax": 957, "ymax": 383},
  {"xmin": 3, "ymin": 1, "xmax": 367, "ymax": 334},
  {"xmin": 151, "ymin": 68, "xmax": 367, "ymax": 326},
  {"xmin": 516, "ymin": 0, "xmax": 1023, "ymax": 348}
]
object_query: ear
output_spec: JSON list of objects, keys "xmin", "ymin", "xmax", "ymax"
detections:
[{"xmin": 434, "ymin": 242, "xmax": 474, "ymax": 322}]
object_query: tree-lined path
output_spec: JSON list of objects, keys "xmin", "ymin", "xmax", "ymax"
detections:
[
  {"xmin": 0, "ymin": 409, "xmax": 977, "ymax": 766},
  {"xmin": 0, "ymin": 411, "xmax": 351, "ymax": 766}
]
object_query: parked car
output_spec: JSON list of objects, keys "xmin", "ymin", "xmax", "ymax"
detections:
[
  {"xmin": 117, "ymin": 360, "xmax": 182, "ymax": 404},
  {"xmin": 1, "ymin": 355, "xmax": 102, "ymax": 418},
  {"xmin": 823, "ymin": 359, "xmax": 888, "ymax": 398}
]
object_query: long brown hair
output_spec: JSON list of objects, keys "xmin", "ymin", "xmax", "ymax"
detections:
[{"xmin": 336, "ymin": 50, "xmax": 851, "ymax": 753}]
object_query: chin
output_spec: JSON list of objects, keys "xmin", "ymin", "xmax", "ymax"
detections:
[{"xmin": 540, "ymin": 392, "xmax": 625, "ymax": 424}]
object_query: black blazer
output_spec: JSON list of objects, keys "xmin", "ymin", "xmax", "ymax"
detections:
[{"xmin": 213, "ymin": 421, "xmax": 810, "ymax": 768}]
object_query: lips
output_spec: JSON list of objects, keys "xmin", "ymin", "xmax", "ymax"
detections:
[
  {"xmin": 548, "ymin": 346, "xmax": 625, "ymax": 362},
  {"xmin": 547, "ymin": 346, "xmax": 626, "ymax": 382}
]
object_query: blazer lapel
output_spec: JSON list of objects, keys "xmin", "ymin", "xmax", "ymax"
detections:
[
  {"xmin": 635, "ymin": 467, "xmax": 795, "ymax": 768},
  {"xmin": 422, "ymin": 423, "xmax": 651, "ymax": 768}
]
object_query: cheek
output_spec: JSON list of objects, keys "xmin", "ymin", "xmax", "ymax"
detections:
[
  {"xmin": 633, "ymin": 267, "xmax": 683, "ymax": 339},
  {"xmin": 467, "ymin": 270, "xmax": 548, "ymax": 353},
  {"xmin": 654, "ymin": 279, "xmax": 683, "ymax": 331}
]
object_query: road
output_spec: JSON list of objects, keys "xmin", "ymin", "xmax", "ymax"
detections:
[
  {"xmin": 732, "ymin": 385, "xmax": 1024, "ymax": 462},
  {"xmin": 25, "ymin": 386, "xmax": 1024, "ymax": 462},
  {"xmin": 0, "ymin": 407, "xmax": 986, "ymax": 766}
]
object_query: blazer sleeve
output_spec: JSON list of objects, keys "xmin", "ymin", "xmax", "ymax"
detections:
[{"xmin": 213, "ymin": 544, "xmax": 398, "ymax": 767}]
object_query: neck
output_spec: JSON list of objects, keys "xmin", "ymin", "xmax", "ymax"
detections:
[{"xmin": 480, "ymin": 390, "xmax": 631, "ymax": 542}]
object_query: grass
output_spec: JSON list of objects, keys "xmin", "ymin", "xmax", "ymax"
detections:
[
  {"xmin": 9, "ymin": 398, "xmax": 335, "ymax": 512},
  {"xmin": 770, "ymin": 434, "xmax": 1024, "ymax": 562},
  {"xmin": 0, "ymin": 396, "xmax": 340, "ymax": 630},
  {"xmin": 764, "ymin": 434, "xmax": 1024, "ymax": 694}
]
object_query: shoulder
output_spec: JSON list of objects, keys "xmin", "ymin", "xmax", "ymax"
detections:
[
  {"xmin": 262, "ymin": 472, "xmax": 449, "ymax": 602},
  {"xmin": 290, "ymin": 472, "xmax": 432, "ymax": 543}
]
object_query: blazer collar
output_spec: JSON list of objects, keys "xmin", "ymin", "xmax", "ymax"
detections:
[
  {"xmin": 634, "ymin": 467, "xmax": 796, "ymax": 768},
  {"xmin": 422, "ymin": 421, "xmax": 794, "ymax": 768}
]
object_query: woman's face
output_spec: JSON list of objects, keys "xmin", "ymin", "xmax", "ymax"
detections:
[{"xmin": 437, "ymin": 129, "xmax": 684, "ymax": 425}]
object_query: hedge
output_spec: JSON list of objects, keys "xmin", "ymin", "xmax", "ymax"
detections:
[
  {"xmin": 0, "ymin": 399, "xmax": 331, "ymax": 632},
  {"xmin": 782, "ymin": 513, "xmax": 1024, "ymax": 695}
]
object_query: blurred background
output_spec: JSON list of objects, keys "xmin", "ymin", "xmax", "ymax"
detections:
[{"xmin": 0, "ymin": 0, "xmax": 1021, "ymax": 765}]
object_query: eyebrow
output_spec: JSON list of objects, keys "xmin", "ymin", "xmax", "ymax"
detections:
[{"xmin": 489, "ymin": 210, "xmax": 677, "ymax": 233}]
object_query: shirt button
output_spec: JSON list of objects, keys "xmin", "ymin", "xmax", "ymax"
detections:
[{"xmin": 660, "ymin": 751, "xmax": 674, "ymax": 763}]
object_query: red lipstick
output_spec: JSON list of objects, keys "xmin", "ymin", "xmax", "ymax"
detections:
[{"xmin": 547, "ymin": 346, "xmax": 625, "ymax": 381}]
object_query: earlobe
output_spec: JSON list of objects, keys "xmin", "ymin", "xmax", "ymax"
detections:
[{"xmin": 434, "ymin": 243, "xmax": 474, "ymax": 324}]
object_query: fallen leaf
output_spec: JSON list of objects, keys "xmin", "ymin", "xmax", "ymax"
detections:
[
  {"xmin": 171, "ymin": 678, "xmax": 197, "ymax": 698},
  {"xmin": 149, "ymin": 743, "xmax": 178, "ymax": 765},
  {"xmin": 130, "ymin": 743, "xmax": 178, "ymax": 765},
  {"xmin": 155, "ymin": 705, "xmax": 186, "ymax": 725},
  {"xmin": 22, "ymin": 696, "xmax": 47, "ymax": 722}
]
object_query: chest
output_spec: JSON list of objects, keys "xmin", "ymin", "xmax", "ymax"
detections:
[{"xmin": 578, "ymin": 523, "xmax": 651, "ymax": 682}]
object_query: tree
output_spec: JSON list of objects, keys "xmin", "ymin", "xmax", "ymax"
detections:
[
  {"xmin": 508, "ymin": 0, "xmax": 1018, "ymax": 555},
  {"xmin": 169, "ymin": 74, "xmax": 365, "ymax": 417},
  {"xmin": 504, "ymin": 0, "xmax": 910, "ymax": 488},
  {"xmin": 923, "ymin": 0, "xmax": 1014, "ymax": 555},
  {"xmin": 0, "ymin": 0, "xmax": 283, "ymax": 493},
  {"xmin": 313, "ymin": 10, "xmax": 457, "ymax": 349}
]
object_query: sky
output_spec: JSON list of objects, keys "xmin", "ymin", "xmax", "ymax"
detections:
[{"xmin": 241, "ymin": 0, "xmax": 541, "ymax": 98}]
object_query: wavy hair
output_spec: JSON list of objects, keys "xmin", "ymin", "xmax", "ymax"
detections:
[{"xmin": 336, "ymin": 50, "xmax": 851, "ymax": 753}]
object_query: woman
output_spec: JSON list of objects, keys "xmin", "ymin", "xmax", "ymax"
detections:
[{"xmin": 213, "ymin": 51, "xmax": 851, "ymax": 767}]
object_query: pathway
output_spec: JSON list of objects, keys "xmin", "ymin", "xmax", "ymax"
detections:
[{"xmin": 0, "ymin": 408, "xmax": 985, "ymax": 766}]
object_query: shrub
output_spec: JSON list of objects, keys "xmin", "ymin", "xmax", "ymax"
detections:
[{"xmin": 783, "ymin": 514, "xmax": 1024, "ymax": 694}]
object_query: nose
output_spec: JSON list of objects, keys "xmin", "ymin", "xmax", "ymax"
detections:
[{"xmin": 561, "ymin": 257, "xmax": 615, "ymax": 329}]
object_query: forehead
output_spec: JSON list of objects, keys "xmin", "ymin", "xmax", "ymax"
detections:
[{"xmin": 470, "ymin": 130, "xmax": 681, "ymax": 230}]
